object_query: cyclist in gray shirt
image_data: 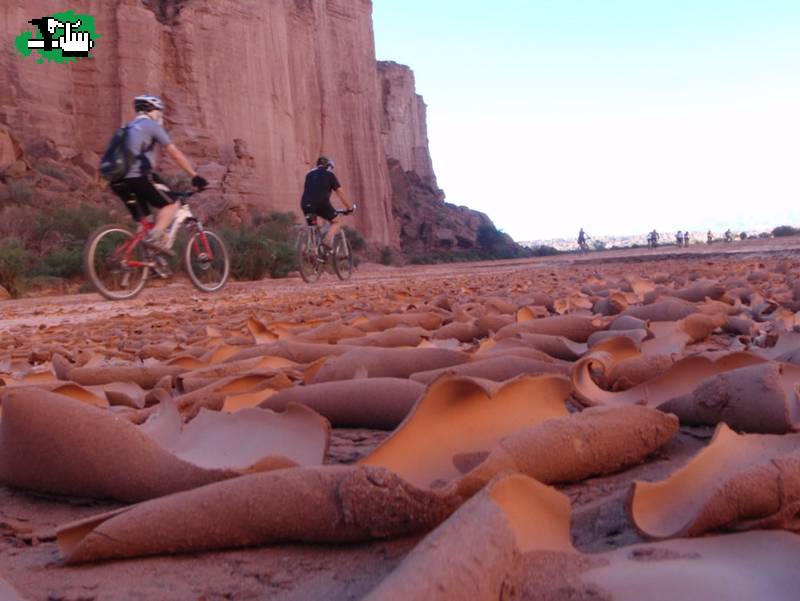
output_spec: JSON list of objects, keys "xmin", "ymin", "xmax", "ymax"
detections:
[{"xmin": 110, "ymin": 94, "xmax": 207, "ymax": 252}]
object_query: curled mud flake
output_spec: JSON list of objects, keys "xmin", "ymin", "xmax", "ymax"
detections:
[
  {"xmin": 621, "ymin": 298, "xmax": 698, "ymax": 322},
  {"xmin": 410, "ymin": 355, "xmax": 569, "ymax": 385},
  {"xmin": 259, "ymin": 378, "xmax": 424, "ymax": 429},
  {"xmin": 456, "ymin": 406, "xmax": 677, "ymax": 498},
  {"xmin": 657, "ymin": 362, "xmax": 800, "ymax": 433},
  {"xmin": 364, "ymin": 475, "xmax": 573, "ymax": 601},
  {"xmin": 629, "ymin": 424, "xmax": 800, "ymax": 539},
  {"xmin": 339, "ymin": 326, "xmax": 428, "ymax": 348},
  {"xmin": 362, "ymin": 375, "xmax": 570, "ymax": 489},
  {"xmin": 57, "ymin": 465, "xmax": 458, "ymax": 564},
  {"xmin": 572, "ymin": 338, "xmax": 766, "ymax": 408},
  {"xmin": 0, "ymin": 388, "xmax": 328, "ymax": 502},
  {"xmin": 311, "ymin": 347, "xmax": 468, "ymax": 383}
]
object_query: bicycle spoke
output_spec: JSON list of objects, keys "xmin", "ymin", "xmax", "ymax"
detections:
[
  {"xmin": 84, "ymin": 226, "xmax": 149, "ymax": 300},
  {"xmin": 185, "ymin": 230, "xmax": 230, "ymax": 292}
]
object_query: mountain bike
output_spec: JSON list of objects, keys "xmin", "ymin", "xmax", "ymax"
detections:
[
  {"xmin": 296, "ymin": 209, "xmax": 354, "ymax": 283},
  {"xmin": 83, "ymin": 187, "xmax": 230, "ymax": 300}
]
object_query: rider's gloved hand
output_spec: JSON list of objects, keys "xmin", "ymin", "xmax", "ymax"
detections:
[
  {"xmin": 191, "ymin": 175, "xmax": 208, "ymax": 190},
  {"xmin": 344, "ymin": 203, "xmax": 357, "ymax": 215}
]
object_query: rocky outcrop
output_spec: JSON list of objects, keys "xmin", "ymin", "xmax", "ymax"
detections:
[
  {"xmin": 377, "ymin": 62, "xmax": 517, "ymax": 255},
  {"xmin": 377, "ymin": 61, "xmax": 438, "ymax": 192}
]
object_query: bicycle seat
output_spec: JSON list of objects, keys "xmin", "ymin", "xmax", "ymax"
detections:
[{"xmin": 304, "ymin": 214, "xmax": 318, "ymax": 226}]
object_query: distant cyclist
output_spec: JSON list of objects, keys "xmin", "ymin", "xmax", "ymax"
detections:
[
  {"xmin": 300, "ymin": 156, "xmax": 355, "ymax": 253},
  {"xmin": 577, "ymin": 228, "xmax": 589, "ymax": 252},
  {"xmin": 110, "ymin": 95, "xmax": 207, "ymax": 253}
]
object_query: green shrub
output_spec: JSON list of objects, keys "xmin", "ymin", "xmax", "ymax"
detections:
[
  {"xmin": 380, "ymin": 246, "xmax": 393, "ymax": 266},
  {"xmin": 36, "ymin": 162, "xmax": 70, "ymax": 182},
  {"xmin": 531, "ymin": 245, "xmax": 560, "ymax": 256},
  {"xmin": 477, "ymin": 223, "xmax": 505, "ymax": 250},
  {"xmin": 8, "ymin": 180, "xmax": 33, "ymax": 204},
  {"xmin": 268, "ymin": 240, "xmax": 296, "ymax": 279},
  {"xmin": 772, "ymin": 225, "xmax": 797, "ymax": 237},
  {"xmin": 30, "ymin": 248, "xmax": 83, "ymax": 279},
  {"xmin": 32, "ymin": 204, "xmax": 109, "ymax": 247},
  {"xmin": 0, "ymin": 238, "xmax": 30, "ymax": 297},
  {"xmin": 343, "ymin": 226, "xmax": 366, "ymax": 252},
  {"xmin": 253, "ymin": 212, "xmax": 296, "ymax": 243},
  {"xmin": 223, "ymin": 227, "xmax": 273, "ymax": 281},
  {"xmin": 222, "ymin": 212, "xmax": 298, "ymax": 280},
  {"xmin": 27, "ymin": 204, "xmax": 110, "ymax": 278}
]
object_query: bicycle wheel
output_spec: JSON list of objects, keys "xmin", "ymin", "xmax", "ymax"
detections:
[
  {"xmin": 184, "ymin": 229, "xmax": 230, "ymax": 292},
  {"xmin": 297, "ymin": 227, "xmax": 322, "ymax": 283},
  {"xmin": 332, "ymin": 231, "xmax": 353, "ymax": 280},
  {"xmin": 83, "ymin": 224, "xmax": 149, "ymax": 300}
]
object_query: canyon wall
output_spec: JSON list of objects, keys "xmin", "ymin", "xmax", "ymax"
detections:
[
  {"xmin": 1, "ymin": 0, "xmax": 514, "ymax": 254},
  {"xmin": 1, "ymin": 0, "xmax": 397, "ymax": 244}
]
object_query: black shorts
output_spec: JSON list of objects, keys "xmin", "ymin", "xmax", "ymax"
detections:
[
  {"xmin": 300, "ymin": 198, "xmax": 337, "ymax": 224},
  {"xmin": 111, "ymin": 175, "xmax": 172, "ymax": 222}
]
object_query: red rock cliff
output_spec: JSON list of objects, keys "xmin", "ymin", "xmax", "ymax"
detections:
[
  {"xmin": 377, "ymin": 61, "xmax": 438, "ymax": 193},
  {"xmin": 1, "ymin": 0, "xmax": 397, "ymax": 244}
]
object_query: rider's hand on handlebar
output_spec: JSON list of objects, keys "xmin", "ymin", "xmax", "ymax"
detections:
[
  {"xmin": 191, "ymin": 175, "xmax": 208, "ymax": 190},
  {"xmin": 343, "ymin": 203, "xmax": 357, "ymax": 215}
]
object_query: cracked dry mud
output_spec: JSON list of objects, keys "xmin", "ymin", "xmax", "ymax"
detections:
[{"xmin": 2, "ymin": 242, "xmax": 800, "ymax": 600}]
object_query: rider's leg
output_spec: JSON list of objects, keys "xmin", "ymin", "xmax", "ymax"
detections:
[
  {"xmin": 323, "ymin": 215, "xmax": 342, "ymax": 249},
  {"xmin": 152, "ymin": 202, "xmax": 179, "ymax": 236}
]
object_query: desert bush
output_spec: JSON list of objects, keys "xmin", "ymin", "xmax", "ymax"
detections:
[
  {"xmin": 30, "ymin": 248, "xmax": 83, "ymax": 279},
  {"xmin": 477, "ymin": 223, "xmax": 505, "ymax": 250},
  {"xmin": 531, "ymin": 245, "xmax": 560, "ymax": 256},
  {"xmin": 772, "ymin": 225, "xmax": 798, "ymax": 237},
  {"xmin": 223, "ymin": 211, "xmax": 297, "ymax": 280},
  {"xmin": 7, "ymin": 180, "xmax": 33, "ymax": 204},
  {"xmin": 36, "ymin": 161, "xmax": 70, "ymax": 182},
  {"xmin": 223, "ymin": 227, "xmax": 272, "ymax": 281},
  {"xmin": 343, "ymin": 226, "xmax": 366, "ymax": 252},
  {"xmin": 380, "ymin": 246, "xmax": 393, "ymax": 266},
  {"xmin": 28, "ymin": 204, "xmax": 110, "ymax": 278},
  {"xmin": 0, "ymin": 238, "xmax": 30, "ymax": 297}
]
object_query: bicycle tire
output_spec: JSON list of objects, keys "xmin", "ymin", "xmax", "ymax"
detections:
[
  {"xmin": 297, "ymin": 227, "xmax": 322, "ymax": 283},
  {"xmin": 184, "ymin": 229, "xmax": 230, "ymax": 292},
  {"xmin": 83, "ymin": 224, "xmax": 149, "ymax": 300},
  {"xmin": 332, "ymin": 231, "xmax": 353, "ymax": 280}
]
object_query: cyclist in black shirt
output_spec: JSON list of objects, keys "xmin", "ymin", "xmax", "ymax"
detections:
[{"xmin": 300, "ymin": 156, "xmax": 355, "ymax": 251}]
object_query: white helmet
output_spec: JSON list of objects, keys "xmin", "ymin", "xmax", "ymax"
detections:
[{"xmin": 134, "ymin": 94, "xmax": 164, "ymax": 113}]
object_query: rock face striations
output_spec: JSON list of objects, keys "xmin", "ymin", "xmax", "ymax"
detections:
[
  {"xmin": 377, "ymin": 61, "xmax": 504, "ymax": 255},
  {"xmin": 0, "ymin": 0, "xmax": 505, "ymax": 249}
]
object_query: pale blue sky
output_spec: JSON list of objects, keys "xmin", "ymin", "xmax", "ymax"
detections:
[{"xmin": 373, "ymin": 1, "xmax": 800, "ymax": 241}]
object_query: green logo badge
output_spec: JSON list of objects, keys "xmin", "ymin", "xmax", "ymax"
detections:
[{"xmin": 15, "ymin": 10, "xmax": 99, "ymax": 64}]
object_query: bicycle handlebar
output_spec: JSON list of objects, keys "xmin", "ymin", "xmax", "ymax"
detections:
[
  {"xmin": 336, "ymin": 203, "xmax": 357, "ymax": 216},
  {"xmin": 166, "ymin": 188, "xmax": 207, "ymax": 204}
]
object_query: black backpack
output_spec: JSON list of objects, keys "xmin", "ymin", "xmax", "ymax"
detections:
[{"xmin": 99, "ymin": 125, "xmax": 134, "ymax": 182}]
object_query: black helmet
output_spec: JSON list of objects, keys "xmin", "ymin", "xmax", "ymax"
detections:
[
  {"xmin": 316, "ymin": 155, "xmax": 335, "ymax": 170},
  {"xmin": 134, "ymin": 94, "xmax": 165, "ymax": 113}
]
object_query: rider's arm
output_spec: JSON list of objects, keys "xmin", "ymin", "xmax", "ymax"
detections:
[
  {"xmin": 333, "ymin": 187, "xmax": 354, "ymax": 211},
  {"xmin": 165, "ymin": 144, "xmax": 197, "ymax": 178}
]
